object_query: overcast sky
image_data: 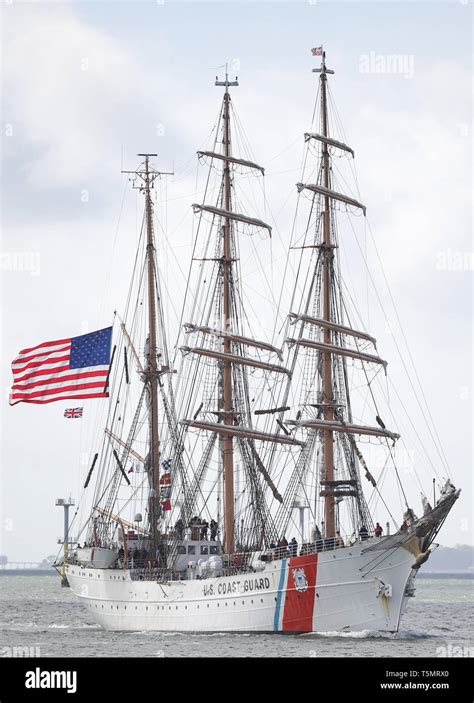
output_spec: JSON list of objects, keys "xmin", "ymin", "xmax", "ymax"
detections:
[{"xmin": 1, "ymin": 0, "xmax": 472, "ymax": 561}]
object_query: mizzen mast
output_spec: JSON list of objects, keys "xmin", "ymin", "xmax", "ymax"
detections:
[{"xmin": 122, "ymin": 154, "xmax": 173, "ymax": 542}]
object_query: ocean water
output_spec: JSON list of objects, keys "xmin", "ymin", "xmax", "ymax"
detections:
[{"xmin": 0, "ymin": 573, "xmax": 472, "ymax": 658}]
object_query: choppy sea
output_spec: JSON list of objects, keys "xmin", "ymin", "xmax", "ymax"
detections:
[{"xmin": 0, "ymin": 573, "xmax": 472, "ymax": 658}]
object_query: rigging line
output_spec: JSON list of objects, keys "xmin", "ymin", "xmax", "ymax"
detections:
[
  {"xmin": 359, "ymin": 541, "xmax": 410, "ymax": 577},
  {"xmin": 346, "ymin": 213, "xmax": 450, "ymax": 476},
  {"xmin": 85, "ymin": 195, "xmax": 138, "ymax": 465},
  {"xmin": 367, "ymin": 463, "xmax": 388, "ymax": 511},
  {"xmin": 89, "ymin": 239, "xmax": 146, "ymax": 509},
  {"xmin": 339, "ymin": 263, "xmax": 374, "ymax": 338},
  {"xmin": 88, "ymin": 316, "xmax": 124, "ymax": 507},
  {"xmin": 96, "ymin": 178, "xmax": 129, "ymax": 328},
  {"xmin": 384, "ymin": 374, "xmax": 443, "ymax": 481},
  {"xmin": 366, "ymin": 459, "xmax": 401, "ymax": 526},
  {"xmin": 162, "ymin": 187, "xmax": 209, "ymax": 203},
  {"xmin": 343, "ymin": 127, "xmax": 450, "ymax": 476},
  {"xmin": 273, "ymin": 184, "xmax": 318, "ymax": 345},
  {"xmin": 366, "ymin": 217, "xmax": 451, "ymax": 476},
  {"xmin": 330, "ymin": 160, "xmax": 366, "ymax": 205},
  {"xmin": 172, "ymin": 128, "xmax": 221, "ymax": 368},
  {"xmin": 270, "ymin": 117, "xmax": 319, "ymax": 345},
  {"xmin": 264, "ymin": 134, "xmax": 303, "ymax": 166},
  {"xmin": 265, "ymin": 166, "xmax": 306, "ymax": 176},
  {"xmin": 152, "ymin": 213, "xmax": 186, "ymax": 334},
  {"xmin": 172, "ymin": 105, "xmax": 222, "ymax": 182}
]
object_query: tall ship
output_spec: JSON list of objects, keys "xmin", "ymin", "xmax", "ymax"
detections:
[{"xmin": 50, "ymin": 53, "xmax": 458, "ymax": 632}]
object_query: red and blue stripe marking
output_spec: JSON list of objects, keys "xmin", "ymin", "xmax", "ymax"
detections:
[{"xmin": 274, "ymin": 554, "xmax": 318, "ymax": 632}]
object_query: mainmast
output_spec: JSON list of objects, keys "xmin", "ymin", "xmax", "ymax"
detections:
[
  {"xmin": 216, "ymin": 68, "xmax": 238, "ymax": 554},
  {"xmin": 181, "ymin": 71, "xmax": 286, "ymax": 552},
  {"xmin": 122, "ymin": 154, "xmax": 173, "ymax": 541},
  {"xmin": 318, "ymin": 53, "xmax": 336, "ymax": 538}
]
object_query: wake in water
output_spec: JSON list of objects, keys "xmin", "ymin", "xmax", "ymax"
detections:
[{"xmin": 301, "ymin": 629, "xmax": 432, "ymax": 640}]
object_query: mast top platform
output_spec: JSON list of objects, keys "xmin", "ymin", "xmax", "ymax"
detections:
[
  {"xmin": 312, "ymin": 50, "xmax": 335, "ymax": 75},
  {"xmin": 215, "ymin": 63, "xmax": 239, "ymax": 93},
  {"xmin": 122, "ymin": 154, "xmax": 173, "ymax": 191}
]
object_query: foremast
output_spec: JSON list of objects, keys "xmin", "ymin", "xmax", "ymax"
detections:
[
  {"xmin": 319, "ymin": 53, "xmax": 336, "ymax": 538},
  {"xmin": 218, "ymin": 71, "xmax": 238, "ymax": 554},
  {"xmin": 284, "ymin": 50, "xmax": 400, "ymax": 540}
]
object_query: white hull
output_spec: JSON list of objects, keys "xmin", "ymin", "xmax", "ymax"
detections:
[{"xmin": 66, "ymin": 538, "xmax": 417, "ymax": 633}]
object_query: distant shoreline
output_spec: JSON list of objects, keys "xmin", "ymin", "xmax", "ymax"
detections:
[{"xmin": 0, "ymin": 569, "xmax": 57, "ymax": 576}]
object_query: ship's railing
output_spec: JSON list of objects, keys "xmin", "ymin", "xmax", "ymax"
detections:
[{"xmin": 261, "ymin": 537, "xmax": 360, "ymax": 562}]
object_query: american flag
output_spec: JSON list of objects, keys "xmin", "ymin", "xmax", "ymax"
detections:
[
  {"xmin": 64, "ymin": 407, "xmax": 83, "ymax": 419},
  {"xmin": 9, "ymin": 327, "xmax": 112, "ymax": 406},
  {"xmin": 311, "ymin": 46, "xmax": 323, "ymax": 56}
]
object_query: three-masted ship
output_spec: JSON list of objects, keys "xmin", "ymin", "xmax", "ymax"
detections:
[{"xmin": 64, "ymin": 54, "xmax": 459, "ymax": 633}]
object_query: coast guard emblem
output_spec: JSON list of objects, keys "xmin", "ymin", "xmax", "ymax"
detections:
[{"xmin": 292, "ymin": 567, "xmax": 308, "ymax": 592}]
